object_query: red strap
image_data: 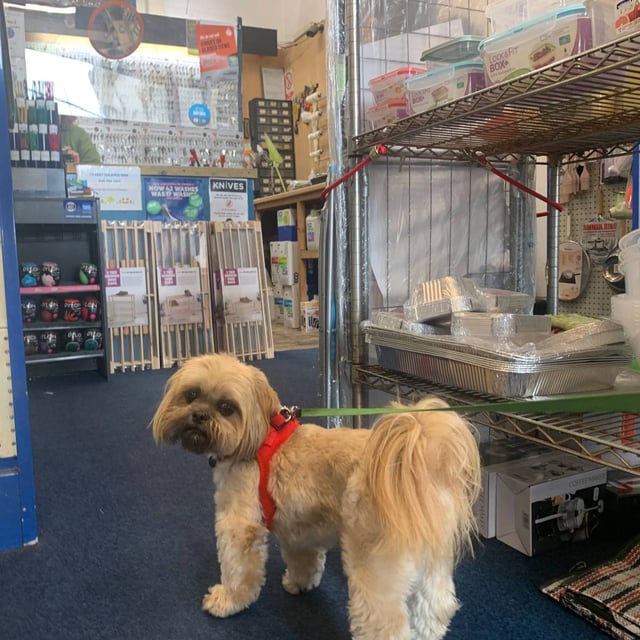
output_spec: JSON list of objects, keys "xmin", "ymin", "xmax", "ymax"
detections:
[{"xmin": 256, "ymin": 414, "xmax": 300, "ymax": 529}]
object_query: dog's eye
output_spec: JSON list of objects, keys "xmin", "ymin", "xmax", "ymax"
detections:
[
  {"xmin": 217, "ymin": 401, "xmax": 235, "ymax": 417},
  {"xmin": 186, "ymin": 389, "xmax": 198, "ymax": 403}
]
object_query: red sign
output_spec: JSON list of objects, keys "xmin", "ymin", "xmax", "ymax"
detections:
[{"xmin": 195, "ymin": 24, "xmax": 237, "ymax": 72}]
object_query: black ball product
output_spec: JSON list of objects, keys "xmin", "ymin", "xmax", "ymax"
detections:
[
  {"xmin": 38, "ymin": 331, "xmax": 58, "ymax": 354},
  {"xmin": 24, "ymin": 333, "xmax": 38, "ymax": 356},
  {"xmin": 79, "ymin": 262, "xmax": 98, "ymax": 285},
  {"xmin": 63, "ymin": 297, "xmax": 82, "ymax": 322},
  {"xmin": 83, "ymin": 328, "xmax": 103, "ymax": 350},
  {"xmin": 21, "ymin": 298, "xmax": 37, "ymax": 323},
  {"xmin": 81, "ymin": 296, "xmax": 100, "ymax": 321},
  {"xmin": 62, "ymin": 328, "xmax": 84, "ymax": 352},
  {"xmin": 20, "ymin": 262, "xmax": 40, "ymax": 288},
  {"xmin": 39, "ymin": 297, "xmax": 59, "ymax": 322},
  {"xmin": 40, "ymin": 261, "xmax": 61, "ymax": 287}
]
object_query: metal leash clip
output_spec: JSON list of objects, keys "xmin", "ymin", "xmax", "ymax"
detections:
[{"xmin": 279, "ymin": 406, "xmax": 301, "ymax": 424}]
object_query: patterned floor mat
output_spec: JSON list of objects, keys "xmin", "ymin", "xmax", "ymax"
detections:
[{"xmin": 541, "ymin": 536, "xmax": 640, "ymax": 640}]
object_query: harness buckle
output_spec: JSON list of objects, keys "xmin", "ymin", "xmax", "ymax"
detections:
[{"xmin": 278, "ymin": 405, "xmax": 301, "ymax": 426}]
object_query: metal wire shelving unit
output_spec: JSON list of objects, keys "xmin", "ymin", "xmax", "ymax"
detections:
[
  {"xmin": 346, "ymin": 30, "xmax": 640, "ymax": 476},
  {"xmin": 352, "ymin": 32, "xmax": 640, "ymax": 163},
  {"xmin": 355, "ymin": 365, "xmax": 640, "ymax": 476}
]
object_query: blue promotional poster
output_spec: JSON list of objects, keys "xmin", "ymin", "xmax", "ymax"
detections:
[{"xmin": 143, "ymin": 176, "xmax": 210, "ymax": 221}]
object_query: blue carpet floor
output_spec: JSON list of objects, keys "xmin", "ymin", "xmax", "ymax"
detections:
[{"xmin": 0, "ymin": 349, "xmax": 626, "ymax": 639}]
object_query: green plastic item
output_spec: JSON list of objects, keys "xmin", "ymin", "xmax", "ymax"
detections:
[{"xmin": 420, "ymin": 36, "xmax": 483, "ymax": 64}]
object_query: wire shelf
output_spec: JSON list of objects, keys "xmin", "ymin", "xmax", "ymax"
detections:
[
  {"xmin": 353, "ymin": 32, "xmax": 640, "ymax": 162},
  {"xmin": 355, "ymin": 364, "xmax": 640, "ymax": 477}
]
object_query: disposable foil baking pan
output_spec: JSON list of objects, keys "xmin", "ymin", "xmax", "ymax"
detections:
[
  {"xmin": 451, "ymin": 312, "xmax": 551, "ymax": 338},
  {"xmin": 364, "ymin": 324, "xmax": 632, "ymax": 397},
  {"xmin": 537, "ymin": 319, "xmax": 626, "ymax": 352},
  {"xmin": 476, "ymin": 288, "xmax": 532, "ymax": 313},
  {"xmin": 368, "ymin": 309, "xmax": 448, "ymax": 335},
  {"xmin": 404, "ymin": 276, "xmax": 479, "ymax": 322}
]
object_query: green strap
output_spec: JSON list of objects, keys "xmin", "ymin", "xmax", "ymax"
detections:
[{"xmin": 300, "ymin": 391, "xmax": 639, "ymax": 418}]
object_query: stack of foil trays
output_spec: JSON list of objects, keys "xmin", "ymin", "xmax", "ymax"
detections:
[
  {"xmin": 450, "ymin": 312, "xmax": 551, "ymax": 341},
  {"xmin": 363, "ymin": 321, "xmax": 631, "ymax": 397},
  {"xmin": 403, "ymin": 276, "xmax": 479, "ymax": 322},
  {"xmin": 367, "ymin": 276, "xmax": 631, "ymax": 397}
]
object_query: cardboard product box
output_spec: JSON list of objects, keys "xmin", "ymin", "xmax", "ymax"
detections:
[
  {"xmin": 270, "ymin": 241, "xmax": 299, "ymax": 286},
  {"xmin": 301, "ymin": 298, "xmax": 320, "ymax": 332},
  {"xmin": 283, "ymin": 284, "xmax": 300, "ymax": 329},
  {"xmin": 272, "ymin": 283, "xmax": 284, "ymax": 324},
  {"xmin": 474, "ymin": 439, "xmax": 550, "ymax": 539},
  {"xmin": 495, "ymin": 453, "xmax": 607, "ymax": 556},
  {"xmin": 277, "ymin": 208, "xmax": 297, "ymax": 241},
  {"xmin": 269, "ymin": 241, "xmax": 280, "ymax": 285}
]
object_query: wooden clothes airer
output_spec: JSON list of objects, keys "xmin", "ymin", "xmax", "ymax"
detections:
[{"xmin": 209, "ymin": 221, "xmax": 274, "ymax": 360}]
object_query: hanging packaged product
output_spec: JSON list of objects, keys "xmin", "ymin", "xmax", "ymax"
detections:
[
  {"xmin": 580, "ymin": 216, "xmax": 618, "ymax": 265},
  {"xmin": 558, "ymin": 240, "xmax": 591, "ymax": 301}
]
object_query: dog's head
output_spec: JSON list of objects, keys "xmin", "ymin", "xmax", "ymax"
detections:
[{"xmin": 151, "ymin": 353, "xmax": 281, "ymax": 461}]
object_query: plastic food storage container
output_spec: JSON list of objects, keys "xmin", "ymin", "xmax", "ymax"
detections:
[
  {"xmin": 584, "ymin": 0, "xmax": 640, "ymax": 47},
  {"xmin": 486, "ymin": 0, "xmax": 569, "ymax": 35},
  {"xmin": 367, "ymin": 67, "xmax": 423, "ymax": 104},
  {"xmin": 405, "ymin": 61, "xmax": 486, "ymax": 113},
  {"xmin": 479, "ymin": 5, "xmax": 592, "ymax": 85},
  {"xmin": 365, "ymin": 99, "xmax": 411, "ymax": 129}
]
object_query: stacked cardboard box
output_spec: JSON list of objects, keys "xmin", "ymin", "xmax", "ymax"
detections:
[{"xmin": 270, "ymin": 240, "xmax": 299, "ymax": 328}]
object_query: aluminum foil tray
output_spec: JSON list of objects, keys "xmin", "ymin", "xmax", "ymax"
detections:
[
  {"xmin": 451, "ymin": 312, "xmax": 551, "ymax": 338},
  {"xmin": 476, "ymin": 288, "xmax": 532, "ymax": 313},
  {"xmin": 364, "ymin": 325, "xmax": 632, "ymax": 397},
  {"xmin": 537, "ymin": 319, "xmax": 626, "ymax": 352},
  {"xmin": 363, "ymin": 323, "xmax": 630, "ymax": 365},
  {"xmin": 404, "ymin": 276, "xmax": 479, "ymax": 322},
  {"xmin": 369, "ymin": 308, "xmax": 404, "ymax": 330},
  {"xmin": 368, "ymin": 310, "xmax": 449, "ymax": 335}
]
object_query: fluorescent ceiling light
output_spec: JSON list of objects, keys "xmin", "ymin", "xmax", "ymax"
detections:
[{"xmin": 5, "ymin": 2, "xmax": 76, "ymax": 14}]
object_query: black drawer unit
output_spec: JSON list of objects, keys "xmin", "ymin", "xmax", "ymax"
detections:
[
  {"xmin": 14, "ymin": 196, "xmax": 109, "ymax": 379},
  {"xmin": 249, "ymin": 98, "xmax": 296, "ymax": 197}
]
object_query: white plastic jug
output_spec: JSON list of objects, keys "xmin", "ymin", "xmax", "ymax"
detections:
[{"xmin": 306, "ymin": 209, "xmax": 322, "ymax": 252}]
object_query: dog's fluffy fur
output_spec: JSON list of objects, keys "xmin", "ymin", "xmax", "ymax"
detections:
[{"xmin": 152, "ymin": 353, "xmax": 481, "ymax": 640}]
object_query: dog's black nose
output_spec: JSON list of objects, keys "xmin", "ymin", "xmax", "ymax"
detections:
[{"xmin": 192, "ymin": 411, "xmax": 210, "ymax": 424}]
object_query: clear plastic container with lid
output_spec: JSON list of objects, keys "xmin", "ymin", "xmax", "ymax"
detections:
[
  {"xmin": 479, "ymin": 5, "xmax": 592, "ymax": 86},
  {"xmin": 367, "ymin": 67, "xmax": 423, "ymax": 104},
  {"xmin": 405, "ymin": 61, "xmax": 486, "ymax": 113},
  {"xmin": 365, "ymin": 99, "xmax": 412, "ymax": 129},
  {"xmin": 485, "ymin": 0, "xmax": 570, "ymax": 35}
]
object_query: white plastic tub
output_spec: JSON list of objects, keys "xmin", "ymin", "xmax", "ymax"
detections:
[
  {"xmin": 405, "ymin": 61, "xmax": 486, "ymax": 113},
  {"xmin": 479, "ymin": 5, "xmax": 592, "ymax": 85},
  {"xmin": 368, "ymin": 67, "xmax": 423, "ymax": 104},
  {"xmin": 619, "ymin": 252, "xmax": 640, "ymax": 298}
]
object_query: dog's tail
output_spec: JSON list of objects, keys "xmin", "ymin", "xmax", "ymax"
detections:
[{"xmin": 364, "ymin": 397, "xmax": 481, "ymax": 561}]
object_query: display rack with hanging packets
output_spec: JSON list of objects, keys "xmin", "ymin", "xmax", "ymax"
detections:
[{"xmin": 9, "ymin": 81, "xmax": 61, "ymax": 169}]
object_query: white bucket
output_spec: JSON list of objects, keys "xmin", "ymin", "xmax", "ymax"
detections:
[
  {"xmin": 619, "ymin": 252, "xmax": 640, "ymax": 298},
  {"xmin": 619, "ymin": 228, "xmax": 640, "ymax": 251}
]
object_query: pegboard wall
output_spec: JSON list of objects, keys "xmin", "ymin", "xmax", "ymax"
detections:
[{"xmin": 556, "ymin": 159, "xmax": 632, "ymax": 318}]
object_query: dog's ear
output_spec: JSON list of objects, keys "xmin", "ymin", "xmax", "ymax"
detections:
[
  {"xmin": 232, "ymin": 365, "xmax": 282, "ymax": 459},
  {"xmin": 250, "ymin": 366, "xmax": 281, "ymax": 426}
]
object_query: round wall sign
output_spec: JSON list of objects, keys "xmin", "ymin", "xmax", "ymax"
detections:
[
  {"xmin": 188, "ymin": 103, "xmax": 211, "ymax": 127},
  {"xmin": 88, "ymin": 0, "xmax": 144, "ymax": 60}
]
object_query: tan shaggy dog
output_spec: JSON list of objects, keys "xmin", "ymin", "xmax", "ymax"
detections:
[{"xmin": 152, "ymin": 353, "xmax": 481, "ymax": 640}]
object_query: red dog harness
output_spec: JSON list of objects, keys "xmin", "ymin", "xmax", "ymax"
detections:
[{"xmin": 256, "ymin": 409, "xmax": 300, "ymax": 529}]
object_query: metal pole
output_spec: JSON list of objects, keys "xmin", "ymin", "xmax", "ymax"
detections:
[
  {"xmin": 546, "ymin": 156, "xmax": 561, "ymax": 314},
  {"xmin": 632, "ymin": 143, "xmax": 639, "ymax": 231},
  {"xmin": 344, "ymin": 0, "xmax": 368, "ymax": 425}
]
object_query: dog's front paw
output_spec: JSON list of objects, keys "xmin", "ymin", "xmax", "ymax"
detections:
[
  {"xmin": 282, "ymin": 569, "xmax": 322, "ymax": 595},
  {"xmin": 202, "ymin": 584, "xmax": 247, "ymax": 618}
]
